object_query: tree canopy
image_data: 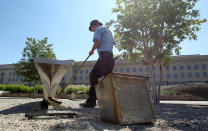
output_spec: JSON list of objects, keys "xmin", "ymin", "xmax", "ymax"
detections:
[
  {"xmin": 107, "ymin": 0, "xmax": 206, "ymax": 103},
  {"xmin": 14, "ymin": 37, "xmax": 56, "ymax": 85}
]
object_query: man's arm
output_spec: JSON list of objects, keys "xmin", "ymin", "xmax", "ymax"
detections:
[{"xmin": 89, "ymin": 39, "xmax": 100, "ymax": 56}]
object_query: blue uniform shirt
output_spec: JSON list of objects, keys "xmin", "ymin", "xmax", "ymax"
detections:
[{"xmin": 93, "ymin": 26, "xmax": 115, "ymax": 53}]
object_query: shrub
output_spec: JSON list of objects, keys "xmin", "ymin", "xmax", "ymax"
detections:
[
  {"xmin": 65, "ymin": 85, "xmax": 89, "ymax": 94},
  {"xmin": 0, "ymin": 84, "xmax": 33, "ymax": 93},
  {"xmin": 56, "ymin": 87, "xmax": 61, "ymax": 94},
  {"xmin": 0, "ymin": 84, "xmax": 89, "ymax": 94},
  {"xmin": 35, "ymin": 85, "xmax": 43, "ymax": 93}
]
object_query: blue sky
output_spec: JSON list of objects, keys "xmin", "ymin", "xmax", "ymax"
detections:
[{"xmin": 0, "ymin": 0, "xmax": 207, "ymax": 64}]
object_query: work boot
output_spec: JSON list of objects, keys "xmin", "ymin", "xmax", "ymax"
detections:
[{"xmin": 79, "ymin": 100, "xmax": 96, "ymax": 108}]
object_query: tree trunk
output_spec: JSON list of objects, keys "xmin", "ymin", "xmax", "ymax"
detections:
[
  {"xmin": 33, "ymin": 82, "xmax": 38, "ymax": 99},
  {"xmin": 156, "ymin": 23, "xmax": 164, "ymax": 104},
  {"xmin": 148, "ymin": 59, "xmax": 158, "ymax": 104},
  {"xmin": 157, "ymin": 61, "xmax": 163, "ymax": 104},
  {"xmin": 141, "ymin": 27, "xmax": 158, "ymax": 104}
]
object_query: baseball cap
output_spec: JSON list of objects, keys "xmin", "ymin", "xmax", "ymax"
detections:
[{"xmin": 89, "ymin": 20, "xmax": 103, "ymax": 31}]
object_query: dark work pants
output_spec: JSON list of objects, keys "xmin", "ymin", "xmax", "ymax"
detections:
[{"xmin": 87, "ymin": 51, "xmax": 114, "ymax": 104}]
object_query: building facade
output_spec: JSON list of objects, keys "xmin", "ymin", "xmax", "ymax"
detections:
[{"xmin": 0, "ymin": 55, "xmax": 208, "ymax": 86}]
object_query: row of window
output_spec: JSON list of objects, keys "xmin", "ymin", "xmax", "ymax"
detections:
[
  {"xmin": 166, "ymin": 64, "xmax": 207, "ymax": 71},
  {"xmin": 76, "ymin": 72, "xmax": 208, "ymax": 82},
  {"xmin": 75, "ymin": 76, "xmax": 89, "ymax": 81},
  {"xmin": 8, "ymin": 77, "xmax": 23, "ymax": 82},
  {"xmin": 79, "ymin": 69, "xmax": 89, "ymax": 74},
  {"xmin": 9, "ymin": 72, "xmax": 17, "ymax": 76},
  {"xmin": 113, "ymin": 64, "xmax": 207, "ymax": 73},
  {"xmin": 114, "ymin": 67, "xmax": 150, "ymax": 73},
  {"xmin": 78, "ymin": 64, "xmax": 207, "ymax": 74},
  {"xmin": 166, "ymin": 72, "xmax": 208, "ymax": 78},
  {"xmin": 79, "ymin": 67, "xmax": 151, "ymax": 74}
]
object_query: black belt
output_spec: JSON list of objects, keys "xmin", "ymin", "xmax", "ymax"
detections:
[{"xmin": 98, "ymin": 51, "xmax": 113, "ymax": 55}]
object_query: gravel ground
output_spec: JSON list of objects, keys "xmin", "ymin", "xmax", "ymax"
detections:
[{"xmin": 0, "ymin": 97, "xmax": 207, "ymax": 131}]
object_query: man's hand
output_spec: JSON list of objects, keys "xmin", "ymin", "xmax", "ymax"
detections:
[
  {"xmin": 89, "ymin": 50, "xmax": 94, "ymax": 56},
  {"xmin": 89, "ymin": 39, "xmax": 99, "ymax": 56}
]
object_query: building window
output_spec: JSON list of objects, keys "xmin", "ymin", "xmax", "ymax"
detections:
[
  {"xmin": 12, "ymin": 78, "xmax": 15, "ymax": 82},
  {"xmin": 132, "ymin": 67, "xmax": 136, "ymax": 72},
  {"xmin": 188, "ymin": 72, "xmax": 192, "ymax": 78},
  {"xmin": 146, "ymin": 74, "xmax": 150, "ymax": 77},
  {"xmin": 180, "ymin": 73, "xmax": 185, "ymax": 78},
  {"xmin": 203, "ymin": 72, "xmax": 207, "ymax": 77},
  {"xmin": 16, "ymin": 78, "xmax": 19, "ymax": 81},
  {"xmin": 139, "ymin": 67, "xmax": 143, "ymax": 72},
  {"xmin": 8, "ymin": 78, "xmax": 11, "ymax": 82},
  {"xmin": 80, "ymin": 76, "xmax": 83, "ymax": 81},
  {"xmin": 186, "ymin": 65, "xmax": 191, "ymax": 70},
  {"xmin": 166, "ymin": 66, "xmax": 169, "ymax": 71},
  {"xmin": 13, "ymin": 72, "xmax": 16, "ymax": 76},
  {"xmin": 120, "ymin": 68, "xmax": 124, "ymax": 73},
  {"xmin": 166, "ymin": 73, "xmax": 170, "ymax": 78},
  {"xmin": 85, "ymin": 76, "xmax": 88, "ymax": 80},
  {"xmin": 194, "ymin": 65, "xmax": 199, "ymax": 70},
  {"xmin": 114, "ymin": 68, "xmax": 118, "ymax": 72},
  {"xmin": 9, "ymin": 72, "xmax": 12, "ymax": 76},
  {"xmin": 74, "ymin": 77, "xmax": 77, "ymax": 81},
  {"xmin": 126, "ymin": 67, "xmax": 130, "ymax": 73},
  {"xmin": 173, "ymin": 65, "xmax": 177, "ymax": 71},
  {"xmin": 174, "ymin": 73, "xmax": 178, "ymax": 78},
  {"xmin": 195, "ymin": 72, "xmax": 200, "ymax": 78},
  {"xmin": 145, "ymin": 67, "xmax": 149, "ymax": 72},
  {"xmin": 202, "ymin": 64, "xmax": 206, "ymax": 70},
  {"xmin": 85, "ymin": 69, "xmax": 88, "ymax": 74},
  {"xmin": 153, "ymin": 66, "xmax": 156, "ymax": 71},
  {"xmin": 80, "ymin": 70, "xmax": 83, "ymax": 74},
  {"xmin": 180, "ymin": 65, "xmax": 184, "ymax": 70}
]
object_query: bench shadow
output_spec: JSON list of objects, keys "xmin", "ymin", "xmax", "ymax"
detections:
[{"xmin": 0, "ymin": 101, "xmax": 47, "ymax": 114}]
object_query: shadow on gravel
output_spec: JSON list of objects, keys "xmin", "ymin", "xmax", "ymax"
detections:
[
  {"xmin": 0, "ymin": 101, "xmax": 47, "ymax": 115},
  {"xmin": 155, "ymin": 103, "xmax": 208, "ymax": 131},
  {"xmin": 49, "ymin": 107, "xmax": 154, "ymax": 131},
  {"xmin": 0, "ymin": 97, "xmax": 33, "ymax": 99},
  {"xmin": 1, "ymin": 99, "xmax": 207, "ymax": 130},
  {"xmin": 50, "ymin": 103, "xmax": 208, "ymax": 131}
]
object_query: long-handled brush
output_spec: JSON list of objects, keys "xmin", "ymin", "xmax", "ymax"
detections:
[
  {"xmin": 50, "ymin": 54, "xmax": 119, "ymax": 107},
  {"xmin": 47, "ymin": 55, "xmax": 90, "ymax": 107},
  {"xmin": 57, "ymin": 55, "xmax": 90, "ymax": 98},
  {"xmin": 47, "ymin": 97, "xmax": 62, "ymax": 107}
]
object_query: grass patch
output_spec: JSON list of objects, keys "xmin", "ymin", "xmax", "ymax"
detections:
[
  {"xmin": 160, "ymin": 90, "xmax": 182, "ymax": 96},
  {"xmin": 161, "ymin": 84, "xmax": 208, "ymax": 99}
]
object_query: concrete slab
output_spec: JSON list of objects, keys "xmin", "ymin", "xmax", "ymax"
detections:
[{"xmin": 160, "ymin": 100, "xmax": 208, "ymax": 105}]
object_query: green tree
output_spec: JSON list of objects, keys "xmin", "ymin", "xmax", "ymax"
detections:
[
  {"xmin": 14, "ymin": 37, "xmax": 56, "ymax": 97},
  {"xmin": 108, "ymin": 0, "xmax": 206, "ymax": 104}
]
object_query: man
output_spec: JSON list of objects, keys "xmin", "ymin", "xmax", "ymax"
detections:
[{"xmin": 80, "ymin": 20, "xmax": 115, "ymax": 107}]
